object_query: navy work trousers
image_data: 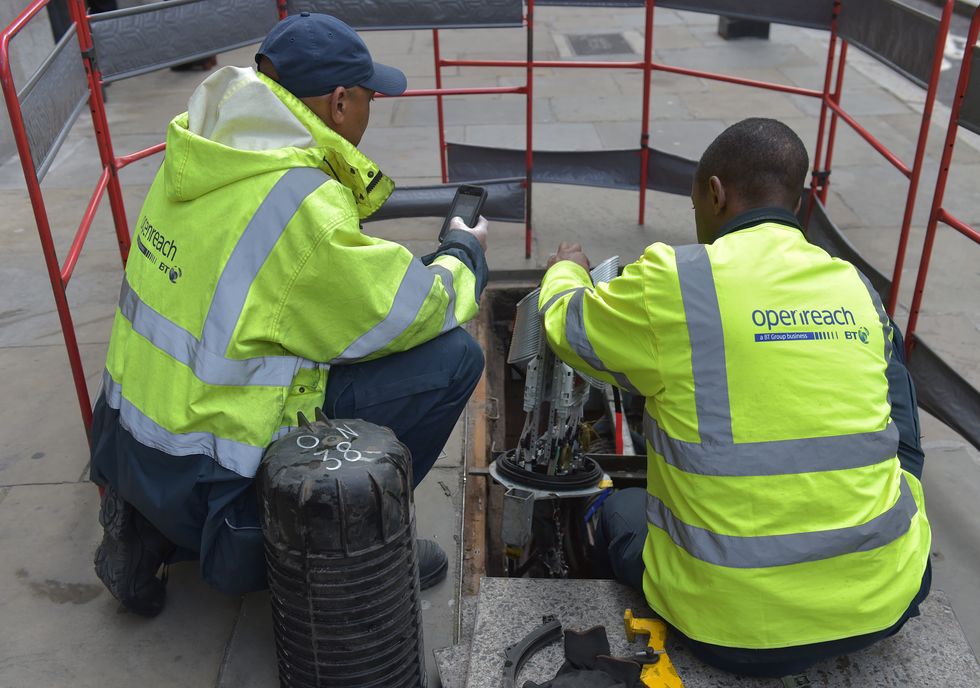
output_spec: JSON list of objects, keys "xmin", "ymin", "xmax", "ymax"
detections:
[{"xmin": 91, "ymin": 327, "xmax": 484, "ymax": 595}]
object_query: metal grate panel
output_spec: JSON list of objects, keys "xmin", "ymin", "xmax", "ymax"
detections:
[
  {"xmin": 89, "ymin": 0, "xmax": 278, "ymax": 83},
  {"xmin": 957, "ymin": 49, "xmax": 980, "ymax": 137},
  {"xmin": 536, "ymin": 0, "xmax": 833, "ymax": 30},
  {"xmin": 17, "ymin": 26, "xmax": 90, "ymax": 181},
  {"xmin": 285, "ymin": 0, "xmax": 524, "ymax": 30}
]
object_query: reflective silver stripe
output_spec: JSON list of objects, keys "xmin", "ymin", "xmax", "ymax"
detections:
[
  {"xmin": 332, "ymin": 259, "xmax": 440, "ymax": 363},
  {"xmin": 116, "ymin": 167, "xmax": 328, "ymax": 386},
  {"xmin": 643, "ymin": 409, "xmax": 899, "ymax": 477},
  {"xmin": 646, "ymin": 474, "xmax": 918, "ymax": 568},
  {"xmin": 855, "ymin": 269, "xmax": 894, "ymax": 409},
  {"xmin": 103, "ymin": 371, "xmax": 284, "ymax": 477},
  {"xmin": 854, "ymin": 270, "xmax": 893, "ymax": 365},
  {"xmin": 539, "ymin": 287, "xmax": 582, "ymax": 316},
  {"xmin": 564, "ymin": 289, "xmax": 642, "ymax": 394},
  {"xmin": 201, "ymin": 167, "xmax": 329, "ymax": 353},
  {"xmin": 118, "ymin": 279, "xmax": 305, "ymax": 387},
  {"xmin": 674, "ymin": 244, "xmax": 732, "ymax": 444},
  {"xmin": 430, "ymin": 264, "xmax": 458, "ymax": 333}
]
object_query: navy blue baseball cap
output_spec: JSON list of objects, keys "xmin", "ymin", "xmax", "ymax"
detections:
[{"xmin": 256, "ymin": 13, "xmax": 407, "ymax": 98}]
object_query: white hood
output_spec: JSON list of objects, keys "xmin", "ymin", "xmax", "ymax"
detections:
[{"xmin": 186, "ymin": 66, "xmax": 316, "ymax": 151}]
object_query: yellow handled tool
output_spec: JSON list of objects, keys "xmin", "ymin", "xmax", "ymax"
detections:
[{"xmin": 623, "ymin": 609, "xmax": 685, "ymax": 688}]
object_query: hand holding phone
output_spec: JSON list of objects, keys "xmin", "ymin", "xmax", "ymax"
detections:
[{"xmin": 440, "ymin": 185, "xmax": 487, "ymax": 243}]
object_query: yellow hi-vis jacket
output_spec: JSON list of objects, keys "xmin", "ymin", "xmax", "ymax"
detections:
[
  {"xmin": 538, "ymin": 212, "xmax": 930, "ymax": 649},
  {"xmin": 101, "ymin": 67, "xmax": 485, "ymax": 478}
]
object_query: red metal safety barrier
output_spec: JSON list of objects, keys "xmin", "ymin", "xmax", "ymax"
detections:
[
  {"xmin": 440, "ymin": 0, "xmax": 828, "ymax": 256},
  {"xmin": 0, "ymin": 0, "xmax": 959, "ymax": 439},
  {"xmin": 905, "ymin": 6, "xmax": 980, "ymax": 357},
  {"xmin": 808, "ymin": 0, "xmax": 953, "ymax": 316}
]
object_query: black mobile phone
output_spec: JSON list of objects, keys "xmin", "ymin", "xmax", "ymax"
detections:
[{"xmin": 439, "ymin": 184, "xmax": 487, "ymax": 243}]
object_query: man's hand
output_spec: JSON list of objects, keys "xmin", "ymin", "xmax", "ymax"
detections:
[
  {"xmin": 547, "ymin": 242, "xmax": 590, "ymax": 271},
  {"xmin": 448, "ymin": 215, "xmax": 488, "ymax": 252}
]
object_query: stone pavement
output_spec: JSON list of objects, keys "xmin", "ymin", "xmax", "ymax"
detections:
[{"xmin": 0, "ymin": 5, "xmax": 979, "ymax": 687}]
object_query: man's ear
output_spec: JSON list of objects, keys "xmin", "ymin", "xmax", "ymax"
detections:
[
  {"xmin": 328, "ymin": 86, "xmax": 347, "ymax": 126},
  {"xmin": 708, "ymin": 175, "xmax": 726, "ymax": 215},
  {"xmin": 794, "ymin": 195, "xmax": 803, "ymax": 215}
]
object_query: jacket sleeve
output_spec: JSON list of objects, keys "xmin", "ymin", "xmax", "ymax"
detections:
[
  {"xmin": 538, "ymin": 255, "xmax": 659, "ymax": 396},
  {"xmin": 885, "ymin": 318, "xmax": 925, "ymax": 479},
  {"xmin": 280, "ymin": 216, "xmax": 487, "ymax": 364}
]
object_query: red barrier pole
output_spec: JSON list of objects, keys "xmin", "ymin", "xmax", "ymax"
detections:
[
  {"xmin": 277, "ymin": 0, "xmax": 287, "ymax": 20},
  {"xmin": 433, "ymin": 29, "xmax": 448, "ymax": 184},
  {"xmin": 638, "ymin": 0, "xmax": 655, "ymax": 226},
  {"xmin": 69, "ymin": 0, "xmax": 130, "ymax": 264},
  {"xmin": 808, "ymin": 0, "xmax": 840, "ymax": 223},
  {"xmin": 525, "ymin": 0, "xmax": 535, "ymax": 259},
  {"xmin": 116, "ymin": 142, "xmax": 167, "ymax": 168},
  {"xmin": 819, "ymin": 40, "xmax": 848, "ymax": 205},
  {"xmin": 0, "ymin": 0, "xmax": 93, "ymax": 436},
  {"xmin": 62, "ymin": 168, "xmax": 111, "ymax": 284},
  {"xmin": 905, "ymin": 6, "xmax": 980, "ymax": 355},
  {"xmin": 886, "ymin": 0, "xmax": 954, "ymax": 316}
]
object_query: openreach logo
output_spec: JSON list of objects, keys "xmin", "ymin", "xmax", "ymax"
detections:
[
  {"xmin": 136, "ymin": 216, "xmax": 182, "ymax": 284},
  {"xmin": 751, "ymin": 307, "xmax": 869, "ymax": 344}
]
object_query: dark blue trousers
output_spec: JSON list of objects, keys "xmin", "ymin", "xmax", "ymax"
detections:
[{"xmin": 91, "ymin": 328, "xmax": 484, "ymax": 595}]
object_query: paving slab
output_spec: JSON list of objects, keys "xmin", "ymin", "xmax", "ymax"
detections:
[
  {"xmin": 596, "ymin": 119, "xmax": 726, "ymax": 159},
  {"xmin": 658, "ymin": 42, "xmax": 815, "ymax": 72},
  {"xmin": 0, "ymin": 343, "xmax": 105, "ymax": 486},
  {"xmin": 679, "ymin": 81, "xmax": 810, "ymax": 120},
  {"xmin": 0, "ymin": 483, "xmax": 240, "ymax": 688},
  {"xmin": 462, "ymin": 123, "xmax": 602, "ymax": 151},
  {"xmin": 463, "ymin": 578, "xmax": 980, "ymax": 688},
  {"xmin": 392, "ymin": 97, "xmax": 556, "ymax": 128},
  {"xmin": 464, "ymin": 578, "xmax": 650, "ymax": 688}
]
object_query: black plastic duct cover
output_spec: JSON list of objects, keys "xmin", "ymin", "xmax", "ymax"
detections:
[
  {"xmin": 258, "ymin": 417, "xmax": 427, "ymax": 688},
  {"xmin": 447, "ymin": 143, "xmax": 696, "ymax": 196},
  {"xmin": 366, "ymin": 177, "xmax": 526, "ymax": 224}
]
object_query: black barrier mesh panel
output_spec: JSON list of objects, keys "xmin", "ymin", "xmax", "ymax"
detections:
[
  {"xmin": 535, "ymin": 0, "xmax": 833, "ymax": 30},
  {"xmin": 18, "ymin": 27, "xmax": 89, "ymax": 181},
  {"xmin": 803, "ymin": 196, "xmax": 892, "ymax": 302},
  {"xmin": 286, "ymin": 0, "xmax": 523, "ymax": 30},
  {"xmin": 908, "ymin": 339, "xmax": 980, "ymax": 451},
  {"xmin": 446, "ymin": 144, "xmax": 696, "ymax": 195},
  {"xmin": 90, "ymin": 0, "xmax": 278, "ymax": 82},
  {"xmin": 804, "ymin": 196, "xmax": 980, "ymax": 452},
  {"xmin": 365, "ymin": 178, "xmax": 525, "ymax": 223},
  {"xmin": 958, "ymin": 50, "xmax": 980, "ymax": 137},
  {"xmin": 839, "ymin": 0, "xmax": 938, "ymax": 88}
]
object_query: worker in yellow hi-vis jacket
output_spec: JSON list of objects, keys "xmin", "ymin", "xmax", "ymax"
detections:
[
  {"xmin": 90, "ymin": 13, "xmax": 487, "ymax": 616},
  {"xmin": 538, "ymin": 118, "xmax": 930, "ymax": 677}
]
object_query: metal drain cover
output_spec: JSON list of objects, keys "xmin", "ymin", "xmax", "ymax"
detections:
[{"xmin": 567, "ymin": 32, "xmax": 634, "ymax": 56}]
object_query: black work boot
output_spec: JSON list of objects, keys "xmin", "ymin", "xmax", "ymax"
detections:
[
  {"xmin": 94, "ymin": 487, "xmax": 175, "ymax": 617},
  {"xmin": 417, "ymin": 539, "xmax": 448, "ymax": 590}
]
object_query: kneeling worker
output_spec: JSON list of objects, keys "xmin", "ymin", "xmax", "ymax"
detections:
[
  {"xmin": 538, "ymin": 118, "xmax": 930, "ymax": 676},
  {"xmin": 90, "ymin": 13, "xmax": 488, "ymax": 615}
]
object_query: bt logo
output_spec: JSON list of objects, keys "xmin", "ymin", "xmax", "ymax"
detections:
[{"xmin": 844, "ymin": 326, "xmax": 871, "ymax": 344}]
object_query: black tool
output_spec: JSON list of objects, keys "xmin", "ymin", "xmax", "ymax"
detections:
[
  {"xmin": 502, "ymin": 615, "xmax": 563, "ymax": 688},
  {"xmin": 439, "ymin": 184, "xmax": 487, "ymax": 242}
]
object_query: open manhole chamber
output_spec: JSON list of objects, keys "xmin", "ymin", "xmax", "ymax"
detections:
[{"xmin": 462, "ymin": 271, "xmax": 647, "ymax": 592}]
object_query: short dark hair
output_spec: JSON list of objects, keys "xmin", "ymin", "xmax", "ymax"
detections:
[{"xmin": 695, "ymin": 118, "xmax": 809, "ymax": 209}]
